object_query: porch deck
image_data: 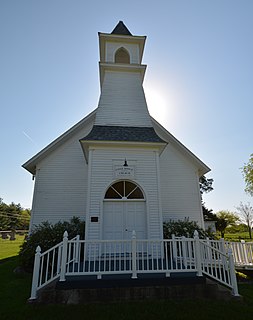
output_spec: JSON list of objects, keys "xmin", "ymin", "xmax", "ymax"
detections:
[{"xmin": 57, "ymin": 272, "xmax": 202, "ymax": 290}]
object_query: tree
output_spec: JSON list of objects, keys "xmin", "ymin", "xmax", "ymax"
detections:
[
  {"xmin": 215, "ymin": 210, "xmax": 239, "ymax": 238},
  {"xmin": 0, "ymin": 198, "xmax": 30, "ymax": 231},
  {"xmin": 242, "ymin": 154, "xmax": 253, "ymax": 196},
  {"xmin": 0, "ymin": 198, "xmax": 9, "ymax": 230},
  {"xmin": 202, "ymin": 203, "xmax": 217, "ymax": 221},
  {"xmin": 236, "ymin": 202, "xmax": 253, "ymax": 239},
  {"xmin": 199, "ymin": 176, "xmax": 214, "ymax": 195},
  {"xmin": 199, "ymin": 176, "xmax": 215, "ymax": 221},
  {"xmin": 18, "ymin": 209, "xmax": 31, "ymax": 230},
  {"xmin": 226, "ymin": 223, "xmax": 248, "ymax": 234}
]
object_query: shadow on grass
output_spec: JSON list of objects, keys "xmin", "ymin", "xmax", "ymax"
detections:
[{"xmin": 0, "ymin": 256, "xmax": 253, "ymax": 320}]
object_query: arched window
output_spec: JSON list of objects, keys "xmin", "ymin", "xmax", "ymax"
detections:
[
  {"xmin": 105, "ymin": 181, "xmax": 144, "ymax": 199},
  {"xmin": 115, "ymin": 47, "xmax": 130, "ymax": 64}
]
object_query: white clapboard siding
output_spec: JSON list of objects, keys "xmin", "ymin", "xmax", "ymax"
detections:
[
  {"xmin": 86, "ymin": 147, "xmax": 162, "ymax": 240},
  {"xmin": 95, "ymin": 71, "xmax": 152, "ymax": 127},
  {"xmin": 159, "ymin": 142, "xmax": 204, "ymax": 227},
  {"xmin": 30, "ymin": 124, "xmax": 93, "ymax": 228}
]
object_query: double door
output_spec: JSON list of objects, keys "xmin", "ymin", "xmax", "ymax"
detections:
[{"xmin": 103, "ymin": 201, "xmax": 146, "ymax": 240}]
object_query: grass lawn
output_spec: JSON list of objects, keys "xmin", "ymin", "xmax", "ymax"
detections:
[
  {"xmin": 224, "ymin": 232, "xmax": 252, "ymax": 242},
  {"xmin": 0, "ymin": 235, "xmax": 25, "ymax": 260}
]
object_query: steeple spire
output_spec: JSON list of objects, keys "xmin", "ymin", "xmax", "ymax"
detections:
[{"xmin": 111, "ymin": 21, "xmax": 132, "ymax": 36}]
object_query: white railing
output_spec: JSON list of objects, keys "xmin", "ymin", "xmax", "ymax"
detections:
[
  {"xmin": 30, "ymin": 241, "xmax": 63, "ymax": 299},
  {"xmin": 29, "ymin": 231, "xmax": 241, "ymax": 300},
  {"xmin": 226, "ymin": 240, "xmax": 253, "ymax": 266},
  {"xmin": 63, "ymin": 236, "xmax": 198, "ymax": 279},
  {"xmin": 199, "ymin": 240, "xmax": 238, "ymax": 294},
  {"xmin": 197, "ymin": 238, "xmax": 253, "ymax": 267},
  {"xmin": 30, "ymin": 232, "xmax": 80, "ymax": 299}
]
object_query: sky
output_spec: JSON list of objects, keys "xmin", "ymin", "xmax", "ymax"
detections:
[{"xmin": 0, "ymin": 0, "xmax": 252, "ymax": 214}]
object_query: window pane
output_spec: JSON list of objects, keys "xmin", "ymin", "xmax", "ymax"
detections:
[
  {"xmin": 125, "ymin": 181, "xmax": 135, "ymax": 197},
  {"xmin": 113, "ymin": 181, "xmax": 124, "ymax": 196},
  {"xmin": 128, "ymin": 187, "xmax": 144, "ymax": 199},
  {"xmin": 105, "ymin": 187, "xmax": 121, "ymax": 199}
]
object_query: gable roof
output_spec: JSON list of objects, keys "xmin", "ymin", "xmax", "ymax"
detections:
[
  {"xmin": 23, "ymin": 107, "xmax": 210, "ymax": 177},
  {"xmin": 151, "ymin": 117, "xmax": 210, "ymax": 177},
  {"xmin": 22, "ymin": 109, "xmax": 96, "ymax": 175},
  {"xmin": 81, "ymin": 125, "xmax": 165, "ymax": 143},
  {"xmin": 111, "ymin": 21, "xmax": 132, "ymax": 36}
]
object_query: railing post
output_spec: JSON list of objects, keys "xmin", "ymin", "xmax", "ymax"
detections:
[
  {"xmin": 74, "ymin": 235, "xmax": 80, "ymax": 263},
  {"xmin": 29, "ymin": 246, "xmax": 41, "ymax": 300},
  {"xmin": 228, "ymin": 248, "xmax": 239, "ymax": 296},
  {"xmin": 131, "ymin": 230, "xmax": 137, "ymax": 279},
  {"xmin": 206, "ymin": 237, "xmax": 212, "ymax": 262},
  {"xmin": 249, "ymin": 242, "xmax": 253, "ymax": 264},
  {"xmin": 194, "ymin": 230, "xmax": 202, "ymax": 276},
  {"xmin": 219, "ymin": 238, "xmax": 227, "ymax": 268},
  {"xmin": 172, "ymin": 234, "xmax": 177, "ymax": 261},
  {"xmin": 241, "ymin": 240, "xmax": 249, "ymax": 264},
  {"xmin": 219, "ymin": 238, "xmax": 226, "ymax": 254},
  {"xmin": 182, "ymin": 236, "xmax": 187, "ymax": 266},
  {"xmin": 60, "ymin": 231, "xmax": 68, "ymax": 282},
  {"xmin": 57, "ymin": 245, "xmax": 62, "ymax": 275}
]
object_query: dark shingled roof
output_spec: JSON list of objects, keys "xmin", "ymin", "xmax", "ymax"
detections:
[
  {"xmin": 111, "ymin": 21, "xmax": 132, "ymax": 36},
  {"xmin": 81, "ymin": 126, "xmax": 165, "ymax": 143}
]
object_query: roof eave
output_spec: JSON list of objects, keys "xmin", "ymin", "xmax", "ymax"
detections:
[
  {"xmin": 79, "ymin": 139, "xmax": 167, "ymax": 164},
  {"xmin": 151, "ymin": 117, "xmax": 211, "ymax": 177},
  {"xmin": 22, "ymin": 109, "xmax": 97, "ymax": 175}
]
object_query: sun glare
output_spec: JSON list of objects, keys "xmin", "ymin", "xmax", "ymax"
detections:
[{"xmin": 144, "ymin": 86, "xmax": 170, "ymax": 126}]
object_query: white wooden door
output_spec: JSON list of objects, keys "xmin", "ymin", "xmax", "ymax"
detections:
[
  {"xmin": 124, "ymin": 202, "xmax": 146, "ymax": 239},
  {"xmin": 103, "ymin": 202, "xmax": 124, "ymax": 240},
  {"xmin": 103, "ymin": 201, "xmax": 146, "ymax": 240}
]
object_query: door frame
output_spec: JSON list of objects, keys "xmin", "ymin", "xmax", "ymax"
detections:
[{"xmin": 100, "ymin": 179, "xmax": 149, "ymax": 240}]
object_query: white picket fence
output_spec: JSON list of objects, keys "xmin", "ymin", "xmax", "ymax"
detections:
[{"xmin": 29, "ymin": 231, "xmax": 248, "ymax": 300}]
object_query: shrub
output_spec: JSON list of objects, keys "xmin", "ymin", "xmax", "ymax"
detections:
[
  {"xmin": 163, "ymin": 218, "xmax": 214, "ymax": 239},
  {"xmin": 19, "ymin": 217, "xmax": 85, "ymax": 271}
]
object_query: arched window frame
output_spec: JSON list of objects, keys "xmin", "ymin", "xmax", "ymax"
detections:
[
  {"xmin": 114, "ymin": 47, "xmax": 130, "ymax": 64},
  {"xmin": 104, "ymin": 180, "xmax": 145, "ymax": 200}
]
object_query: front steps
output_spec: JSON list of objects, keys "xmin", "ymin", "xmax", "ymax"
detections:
[{"xmin": 35, "ymin": 273, "xmax": 241, "ymax": 304}]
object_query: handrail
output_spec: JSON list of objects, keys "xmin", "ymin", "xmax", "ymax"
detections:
[
  {"xmin": 39, "ymin": 241, "xmax": 63, "ymax": 256},
  {"xmin": 29, "ymin": 233, "xmax": 78, "ymax": 300},
  {"xmin": 198, "ymin": 238, "xmax": 239, "ymax": 295}
]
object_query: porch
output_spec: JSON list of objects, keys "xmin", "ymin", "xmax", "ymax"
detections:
[{"xmin": 29, "ymin": 230, "xmax": 253, "ymax": 301}]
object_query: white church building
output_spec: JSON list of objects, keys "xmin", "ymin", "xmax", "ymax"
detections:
[{"xmin": 23, "ymin": 21, "xmax": 210, "ymax": 243}]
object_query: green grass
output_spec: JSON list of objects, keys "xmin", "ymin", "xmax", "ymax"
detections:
[
  {"xmin": 0, "ymin": 256, "xmax": 253, "ymax": 320},
  {"xmin": 224, "ymin": 232, "xmax": 252, "ymax": 242},
  {"xmin": 0, "ymin": 235, "xmax": 25, "ymax": 259}
]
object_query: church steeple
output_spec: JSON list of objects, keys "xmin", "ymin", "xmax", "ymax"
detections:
[{"xmin": 95, "ymin": 22, "xmax": 151, "ymax": 127}]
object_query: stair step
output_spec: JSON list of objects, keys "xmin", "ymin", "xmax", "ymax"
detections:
[
  {"xmin": 35, "ymin": 275, "xmax": 241, "ymax": 304},
  {"xmin": 56, "ymin": 273, "xmax": 203, "ymax": 290}
]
